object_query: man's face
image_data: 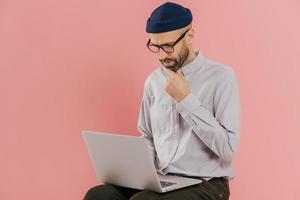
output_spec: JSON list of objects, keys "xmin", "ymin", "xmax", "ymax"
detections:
[{"xmin": 149, "ymin": 29, "xmax": 190, "ymax": 72}]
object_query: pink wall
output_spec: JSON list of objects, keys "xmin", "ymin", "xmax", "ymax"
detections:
[{"xmin": 0, "ymin": 0, "xmax": 299, "ymax": 199}]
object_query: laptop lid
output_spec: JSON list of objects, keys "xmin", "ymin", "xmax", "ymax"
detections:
[{"xmin": 82, "ymin": 130, "xmax": 162, "ymax": 192}]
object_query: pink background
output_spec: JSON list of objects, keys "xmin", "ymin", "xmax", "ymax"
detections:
[{"xmin": 1, "ymin": 0, "xmax": 299, "ymax": 199}]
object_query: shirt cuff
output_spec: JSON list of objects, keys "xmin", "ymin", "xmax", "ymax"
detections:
[{"xmin": 175, "ymin": 93, "xmax": 202, "ymax": 116}]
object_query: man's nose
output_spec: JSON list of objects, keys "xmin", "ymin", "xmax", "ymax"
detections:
[{"xmin": 158, "ymin": 49, "xmax": 169, "ymax": 60}]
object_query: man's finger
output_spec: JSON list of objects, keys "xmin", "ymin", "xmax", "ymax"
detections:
[
  {"xmin": 167, "ymin": 69, "xmax": 176, "ymax": 76},
  {"xmin": 176, "ymin": 68, "xmax": 184, "ymax": 77}
]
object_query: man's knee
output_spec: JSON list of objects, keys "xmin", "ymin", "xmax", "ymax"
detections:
[
  {"xmin": 83, "ymin": 184, "xmax": 121, "ymax": 200},
  {"xmin": 130, "ymin": 190, "xmax": 159, "ymax": 200}
]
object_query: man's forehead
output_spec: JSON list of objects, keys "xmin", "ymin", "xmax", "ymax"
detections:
[{"xmin": 148, "ymin": 31, "xmax": 179, "ymax": 45}]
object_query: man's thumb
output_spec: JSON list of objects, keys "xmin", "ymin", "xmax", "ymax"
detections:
[{"xmin": 176, "ymin": 68, "xmax": 184, "ymax": 77}]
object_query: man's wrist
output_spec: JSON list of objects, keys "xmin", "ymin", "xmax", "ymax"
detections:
[{"xmin": 176, "ymin": 93, "xmax": 202, "ymax": 114}]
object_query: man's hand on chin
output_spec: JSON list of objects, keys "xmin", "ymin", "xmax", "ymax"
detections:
[{"xmin": 165, "ymin": 68, "xmax": 190, "ymax": 103}]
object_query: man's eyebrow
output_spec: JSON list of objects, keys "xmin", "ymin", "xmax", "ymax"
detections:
[{"xmin": 150, "ymin": 41, "xmax": 174, "ymax": 46}]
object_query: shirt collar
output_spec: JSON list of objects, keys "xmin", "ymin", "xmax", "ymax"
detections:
[
  {"xmin": 181, "ymin": 49, "xmax": 205, "ymax": 78},
  {"xmin": 162, "ymin": 49, "xmax": 205, "ymax": 79}
]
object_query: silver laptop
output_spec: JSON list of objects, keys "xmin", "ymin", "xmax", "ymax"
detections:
[{"xmin": 82, "ymin": 130, "xmax": 202, "ymax": 193}]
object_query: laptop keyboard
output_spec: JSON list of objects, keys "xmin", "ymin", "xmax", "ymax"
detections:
[{"xmin": 160, "ymin": 181, "xmax": 177, "ymax": 188}]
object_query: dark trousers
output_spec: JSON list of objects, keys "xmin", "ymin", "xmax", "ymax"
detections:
[{"xmin": 83, "ymin": 177, "xmax": 230, "ymax": 200}]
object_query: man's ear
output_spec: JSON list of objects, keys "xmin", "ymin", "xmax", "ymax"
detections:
[{"xmin": 185, "ymin": 28, "xmax": 194, "ymax": 45}]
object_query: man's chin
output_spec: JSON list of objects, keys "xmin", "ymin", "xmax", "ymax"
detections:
[{"xmin": 164, "ymin": 65, "xmax": 179, "ymax": 72}]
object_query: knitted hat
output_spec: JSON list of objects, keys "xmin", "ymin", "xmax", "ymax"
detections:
[{"xmin": 146, "ymin": 2, "xmax": 193, "ymax": 33}]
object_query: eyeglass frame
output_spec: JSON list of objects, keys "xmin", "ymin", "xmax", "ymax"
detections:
[{"xmin": 146, "ymin": 28, "xmax": 190, "ymax": 53}]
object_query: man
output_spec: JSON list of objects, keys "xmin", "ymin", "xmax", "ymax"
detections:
[{"xmin": 83, "ymin": 2, "xmax": 240, "ymax": 200}]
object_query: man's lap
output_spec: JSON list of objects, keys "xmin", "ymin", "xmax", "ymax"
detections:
[{"xmin": 83, "ymin": 177, "xmax": 230, "ymax": 200}]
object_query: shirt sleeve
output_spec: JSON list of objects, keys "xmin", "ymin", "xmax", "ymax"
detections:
[
  {"xmin": 137, "ymin": 81, "xmax": 156, "ymax": 163},
  {"xmin": 175, "ymin": 69, "xmax": 241, "ymax": 162}
]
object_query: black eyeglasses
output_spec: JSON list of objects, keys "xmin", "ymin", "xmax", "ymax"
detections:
[{"xmin": 146, "ymin": 29, "xmax": 190, "ymax": 53}]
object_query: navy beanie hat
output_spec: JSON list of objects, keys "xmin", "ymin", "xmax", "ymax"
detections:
[{"xmin": 146, "ymin": 2, "xmax": 193, "ymax": 33}]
